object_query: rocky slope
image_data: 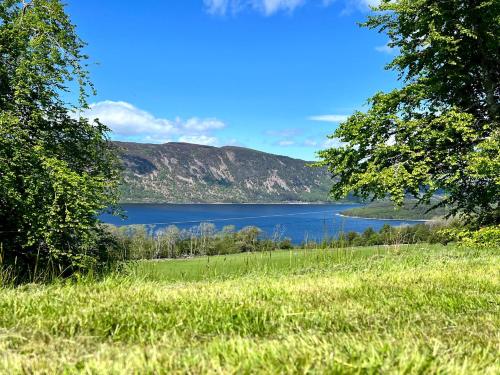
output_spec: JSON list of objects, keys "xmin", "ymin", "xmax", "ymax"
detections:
[{"xmin": 116, "ymin": 141, "xmax": 337, "ymax": 203}]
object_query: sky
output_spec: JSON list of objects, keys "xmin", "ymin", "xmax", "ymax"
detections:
[{"xmin": 66, "ymin": 0, "xmax": 398, "ymax": 160}]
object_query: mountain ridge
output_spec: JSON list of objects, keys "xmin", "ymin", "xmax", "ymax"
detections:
[{"xmin": 115, "ymin": 141, "xmax": 340, "ymax": 204}]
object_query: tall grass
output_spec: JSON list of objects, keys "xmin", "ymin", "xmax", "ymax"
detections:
[
  {"xmin": 0, "ymin": 244, "xmax": 498, "ymax": 373},
  {"xmin": 133, "ymin": 245, "xmax": 397, "ymax": 282}
]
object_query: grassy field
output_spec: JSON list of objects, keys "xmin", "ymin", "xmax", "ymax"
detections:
[
  {"xmin": 1, "ymin": 244, "xmax": 499, "ymax": 374},
  {"xmin": 134, "ymin": 246, "xmax": 395, "ymax": 282}
]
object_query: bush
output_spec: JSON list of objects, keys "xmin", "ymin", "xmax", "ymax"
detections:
[
  {"xmin": 458, "ymin": 226, "xmax": 500, "ymax": 248},
  {"xmin": 0, "ymin": 1, "xmax": 120, "ymax": 282}
]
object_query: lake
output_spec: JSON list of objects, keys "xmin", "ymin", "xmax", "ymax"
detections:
[{"xmin": 101, "ymin": 204, "xmax": 422, "ymax": 244}]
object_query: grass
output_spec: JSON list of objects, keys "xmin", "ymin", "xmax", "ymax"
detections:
[
  {"xmin": 134, "ymin": 246, "xmax": 393, "ymax": 282},
  {"xmin": 0, "ymin": 244, "xmax": 499, "ymax": 374}
]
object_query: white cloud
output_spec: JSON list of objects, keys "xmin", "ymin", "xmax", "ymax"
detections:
[
  {"xmin": 277, "ymin": 140, "xmax": 296, "ymax": 146},
  {"xmin": 82, "ymin": 100, "xmax": 226, "ymax": 145},
  {"xmin": 302, "ymin": 137, "xmax": 344, "ymax": 148},
  {"xmin": 183, "ymin": 117, "xmax": 225, "ymax": 131},
  {"xmin": 362, "ymin": 0, "xmax": 379, "ymax": 6},
  {"xmin": 322, "ymin": 137, "xmax": 344, "ymax": 148},
  {"xmin": 303, "ymin": 139, "xmax": 318, "ymax": 147},
  {"xmin": 308, "ymin": 114, "xmax": 350, "ymax": 123},
  {"xmin": 345, "ymin": 0, "xmax": 380, "ymax": 11},
  {"xmin": 204, "ymin": 0, "xmax": 378, "ymax": 16},
  {"xmin": 375, "ymin": 42, "xmax": 394, "ymax": 54},
  {"xmin": 179, "ymin": 135, "xmax": 220, "ymax": 146},
  {"xmin": 204, "ymin": 0, "xmax": 229, "ymax": 15},
  {"xmin": 259, "ymin": 0, "xmax": 305, "ymax": 15},
  {"xmin": 142, "ymin": 135, "xmax": 172, "ymax": 144}
]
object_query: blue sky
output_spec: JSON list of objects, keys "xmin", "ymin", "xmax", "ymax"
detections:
[{"xmin": 67, "ymin": 0, "xmax": 397, "ymax": 160}]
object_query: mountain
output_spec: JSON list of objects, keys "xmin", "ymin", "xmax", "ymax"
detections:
[{"xmin": 115, "ymin": 141, "xmax": 338, "ymax": 203}]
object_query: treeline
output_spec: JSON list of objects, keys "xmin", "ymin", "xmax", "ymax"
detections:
[
  {"xmin": 106, "ymin": 221, "xmax": 458, "ymax": 261},
  {"xmin": 107, "ymin": 224, "xmax": 292, "ymax": 260},
  {"xmin": 333, "ymin": 223, "xmax": 453, "ymax": 248}
]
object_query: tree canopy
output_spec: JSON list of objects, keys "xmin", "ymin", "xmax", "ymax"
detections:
[
  {"xmin": 0, "ymin": 0, "xmax": 120, "ymax": 279},
  {"xmin": 318, "ymin": 0, "xmax": 499, "ymax": 226}
]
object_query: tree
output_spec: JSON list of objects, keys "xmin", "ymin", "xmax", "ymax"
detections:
[
  {"xmin": 318, "ymin": 0, "xmax": 499, "ymax": 226},
  {"xmin": 0, "ymin": 0, "xmax": 120, "ymax": 278},
  {"xmin": 237, "ymin": 226, "xmax": 262, "ymax": 252}
]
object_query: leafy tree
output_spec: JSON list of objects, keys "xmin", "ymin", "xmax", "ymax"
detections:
[
  {"xmin": 318, "ymin": 0, "xmax": 499, "ymax": 226},
  {"xmin": 237, "ymin": 226, "xmax": 262, "ymax": 252},
  {"xmin": 0, "ymin": 0, "xmax": 120, "ymax": 278}
]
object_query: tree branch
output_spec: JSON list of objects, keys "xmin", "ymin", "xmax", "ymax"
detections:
[{"xmin": 22, "ymin": 0, "xmax": 33, "ymax": 16}]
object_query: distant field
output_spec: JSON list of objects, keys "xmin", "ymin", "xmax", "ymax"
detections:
[
  {"xmin": 342, "ymin": 200, "xmax": 449, "ymax": 220},
  {"xmin": 1, "ymin": 245, "xmax": 499, "ymax": 374},
  {"xmin": 134, "ymin": 246, "xmax": 392, "ymax": 282}
]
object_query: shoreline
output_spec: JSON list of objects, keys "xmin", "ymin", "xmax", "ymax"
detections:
[{"xmin": 118, "ymin": 201, "xmax": 361, "ymax": 206}]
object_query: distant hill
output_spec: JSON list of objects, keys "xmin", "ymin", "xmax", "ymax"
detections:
[
  {"xmin": 341, "ymin": 200, "xmax": 448, "ymax": 221},
  {"xmin": 115, "ymin": 141, "xmax": 343, "ymax": 203}
]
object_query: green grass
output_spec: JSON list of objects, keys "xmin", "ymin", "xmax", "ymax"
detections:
[
  {"xmin": 1, "ymin": 245, "xmax": 499, "ymax": 374},
  {"xmin": 134, "ymin": 246, "xmax": 393, "ymax": 282}
]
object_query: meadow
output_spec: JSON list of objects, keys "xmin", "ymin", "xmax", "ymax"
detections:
[{"xmin": 0, "ymin": 244, "xmax": 499, "ymax": 374}]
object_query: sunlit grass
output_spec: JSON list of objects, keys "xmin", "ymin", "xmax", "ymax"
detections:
[
  {"xmin": 133, "ymin": 245, "xmax": 394, "ymax": 282},
  {"xmin": 1, "ymin": 244, "xmax": 499, "ymax": 373}
]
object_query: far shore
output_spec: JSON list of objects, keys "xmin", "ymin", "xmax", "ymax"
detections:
[
  {"xmin": 118, "ymin": 201, "xmax": 361, "ymax": 206},
  {"xmin": 336, "ymin": 213, "xmax": 430, "ymax": 222}
]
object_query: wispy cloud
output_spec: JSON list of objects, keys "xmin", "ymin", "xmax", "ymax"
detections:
[
  {"xmin": 303, "ymin": 139, "xmax": 318, "ymax": 147},
  {"xmin": 322, "ymin": 137, "xmax": 344, "ymax": 148},
  {"xmin": 308, "ymin": 114, "xmax": 350, "ymax": 123},
  {"xmin": 179, "ymin": 135, "xmax": 220, "ymax": 146},
  {"xmin": 81, "ymin": 100, "xmax": 226, "ymax": 145},
  {"xmin": 362, "ymin": 0, "xmax": 379, "ymax": 7},
  {"xmin": 302, "ymin": 137, "xmax": 343, "ymax": 148},
  {"xmin": 204, "ymin": 0, "xmax": 230, "ymax": 15},
  {"xmin": 204, "ymin": 0, "xmax": 305, "ymax": 16},
  {"xmin": 276, "ymin": 140, "xmax": 296, "ymax": 146},
  {"xmin": 204, "ymin": 0, "xmax": 379, "ymax": 16},
  {"xmin": 265, "ymin": 128, "xmax": 303, "ymax": 137},
  {"xmin": 375, "ymin": 42, "xmax": 394, "ymax": 54},
  {"xmin": 183, "ymin": 117, "xmax": 226, "ymax": 132},
  {"xmin": 344, "ymin": 0, "xmax": 380, "ymax": 12}
]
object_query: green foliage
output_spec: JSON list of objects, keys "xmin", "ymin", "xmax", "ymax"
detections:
[
  {"xmin": 318, "ymin": 0, "xmax": 499, "ymax": 226},
  {"xmin": 105, "ymin": 220, "xmax": 460, "ymax": 263},
  {"xmin": 462, "ymin": 226, "xmax": 500, "ymax": 248},
  {"xmin": 332, "ymin": 221, "xmax": 459, "ymax": 248},
  {"xmin": 107, "ymin": 224, "xmax": 284, "ymax": 260},
  {"xmin": 0, "ymin": 0, "xmax": 120, "ymax": 280},
  {"xmin": 445, "ymin": 225, "xmax": 500, "ymax": 249}
]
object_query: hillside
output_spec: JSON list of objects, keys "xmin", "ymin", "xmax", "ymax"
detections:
[
  {"xmin": 341, "ymin": 199, "xmax": 449, "ymax": 220},
  {"xmin": 116, "ymin": 141, "xmax": 339, "ymax": 203}
]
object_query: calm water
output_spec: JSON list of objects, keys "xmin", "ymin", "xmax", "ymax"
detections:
[{"xmin": 101, "ymin": 204, "xmax": 421, "ymax": 244}]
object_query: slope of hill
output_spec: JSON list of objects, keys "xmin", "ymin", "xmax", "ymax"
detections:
[
  {"xmin": 341, "ymin": 200, "xmax": 448, "ymax": 220},
  {"xmin": 116, "ymin": 142, "xmax": 339, "ymax": 203}
]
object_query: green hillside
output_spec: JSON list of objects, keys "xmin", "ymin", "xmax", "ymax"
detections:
[{"xmin": 342, "ymin": 200, "xmax": 449, "ymax": 220}]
